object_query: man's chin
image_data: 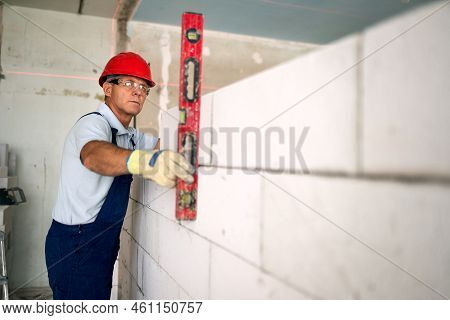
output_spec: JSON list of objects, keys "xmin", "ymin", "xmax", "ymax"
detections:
[{"xmin": 127, "ymin": 102, "xmax": 143, "ymax": 115}]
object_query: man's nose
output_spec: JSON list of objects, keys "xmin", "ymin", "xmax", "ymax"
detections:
[{"xmin": 132, "ymin": 88, "xmax": 143, "ymax": 97}]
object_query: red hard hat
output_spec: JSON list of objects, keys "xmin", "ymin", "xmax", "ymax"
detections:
[{"xmin": 99, "ymin": 52, "xmax": 156, "ymax": 88}]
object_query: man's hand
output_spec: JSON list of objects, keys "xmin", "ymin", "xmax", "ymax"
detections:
[{"xmin": 127, "ymin": 150, "xmax": 194, "ymax": 188}]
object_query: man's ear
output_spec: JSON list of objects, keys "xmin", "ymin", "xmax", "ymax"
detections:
[{"xmin": 103, "ymin": 82, "xmax": 112, "ymax": 97}]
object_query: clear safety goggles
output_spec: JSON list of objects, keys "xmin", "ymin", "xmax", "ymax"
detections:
[{"xmin": 108, "ymin": 78, "xmax": 151, "ymax": 96}]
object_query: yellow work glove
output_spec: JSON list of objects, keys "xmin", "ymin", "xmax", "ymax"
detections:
[{"xmin": 127, "ymin": 150, "xmax": 194, "ymax": 188}]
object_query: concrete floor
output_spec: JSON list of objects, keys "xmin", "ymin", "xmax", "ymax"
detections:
[{"xmin": 8, "ymin": 287, "xmax": 53, "ymax": 300}]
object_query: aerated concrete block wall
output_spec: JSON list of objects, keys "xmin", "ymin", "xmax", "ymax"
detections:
[{"xmin": 119, "ymin": 2, "xmax": 450, "ymax": 299}]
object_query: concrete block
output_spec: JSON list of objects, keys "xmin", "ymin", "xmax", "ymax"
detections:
[
  {"xmin": 178, "ymin": 289, "xmax": 192, "ymax": 300},
  {"xmin": 211, "ymin": 36, "xmax": 359, "ymax": 173},
  {"xmin": 157, "ymin": 214, "xmax": 210, "ymax": 299},
  {"xmin": 130, "ymin": 280, "xmax": 144, "ymax": 300},
  {"xmin": 130, "ymin": 176, "xmax": 146, "ymax": 209},
  {"xmin": 141, "ymin": 206, "xmax": 160, "ymax": 263},
  {"xmin": 210, "ymin": 245, "xmax": 310, "ymax": 299},
  {"xmin": 144, "ymin": 179, "xmax": 176, "ymax": 221},
  {"xmin": 362, "ymin": 2, "xmax": 450, "ymax": 176},
  {"xmin": 112, "ymin": 260, "xmax": 119, "ymax": 286},
  {"xmin": 110, "ymin": 285, "xmax": 118, "ymax": 300},
  {"xmin": 122, "ymin": 200, "xmax": 134, "ymax": 233},
  {"xmin": 137, "ymin": 245, "xmax": 144, "ymax": 291},
  {"xmin": 181, "ymin": 167, "xmax": 263, "ymax": 266},
  {"xmin": 142, "ymin": 253, "xmax": 181, "ymax": 299},
  {"xmin": 131, "ymin": 206, "xmax": 146, "ymax": 245},
  {"xmin": 130, "ymin": 239, "xmax": 139, "ymax": 286},
  {"xmin": 136, "ymin": 288, "xmax": 145, "ymax": 300},
  {"xmin": 261, "ymin": 173, "xmax": 450, "ymax": 299},
  {"xmin": 138, "ymin": 178, "xmax": 147, "ymax": 208},
  {"xmin": 118, "ymin": 260, "xmax": 132, "ymax": 300},
  {"xmin": 119, "ymin": 230, "xmax": 132, "ymax": 272}
]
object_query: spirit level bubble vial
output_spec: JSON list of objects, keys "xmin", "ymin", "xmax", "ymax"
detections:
[{"xmin": 176, "ymin": 12, "xmax": 203, "ymax": 220}]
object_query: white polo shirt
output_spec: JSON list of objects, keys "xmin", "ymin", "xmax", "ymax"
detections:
[{"xmin": 52, "ymin": 103, "xmax": 158, "ymax": 225}]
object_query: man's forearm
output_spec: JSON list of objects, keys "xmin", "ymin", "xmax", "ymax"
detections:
[{"xmin": 81, "ymin": 141, "xmax": 132, "ymax": 176}]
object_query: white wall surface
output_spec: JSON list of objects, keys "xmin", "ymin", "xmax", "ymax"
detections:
[{"xmin": 120, "ymin": 1, "xmax": 450, "ymax": 299}]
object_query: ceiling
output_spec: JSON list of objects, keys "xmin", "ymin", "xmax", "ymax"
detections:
[
  {"xmin": 5, "ymin": 0, "xmax": 433, "ymax": 44},
  {"xmin": 4, "ymin": 0, "xmax": 117, "ymax": 18}
]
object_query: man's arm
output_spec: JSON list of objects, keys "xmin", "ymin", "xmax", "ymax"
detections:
[
  {"xmin": 81, "ymin": 141, "xmax": 132, "ymax": 176},
  {"xmin": 154, "ymin": 138, "xmax": 160, "ymax": 150},
  {"xmin": 81, "ymin": 138, "xmax": 194, "ymax": 187}
]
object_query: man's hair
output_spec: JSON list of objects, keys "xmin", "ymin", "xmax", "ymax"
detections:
[
  {"xmin": 105, "ymin": 74, "xmax": 121, "ymax": 82},
  {"xmin": 103, "ymin": 74, "xmax": 121, "ymax": 102}
]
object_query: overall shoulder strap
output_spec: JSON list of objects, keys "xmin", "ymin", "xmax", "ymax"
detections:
[
  {"xmin": 77, "ymin": 112, "xmax": 118, "ymax": 145},
  {"xmin": 78, "ymin": 111, "xmax": 102, "ymax": 121}
]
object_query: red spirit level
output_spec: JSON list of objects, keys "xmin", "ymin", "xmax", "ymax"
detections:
[{"xmin": 176, "ymin": 12, "xmax": 204, "ymax": 220}]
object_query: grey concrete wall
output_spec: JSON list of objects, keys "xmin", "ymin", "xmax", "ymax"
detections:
[
  {"xmin": 119, "ymin": 1, "xmax": 450, "ymax": 299},
  {"xmin": 0, "ymin": 5, "xmax": 312, "ymax": 292}
]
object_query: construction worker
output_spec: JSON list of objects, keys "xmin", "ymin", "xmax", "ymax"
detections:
[{"xmin": 44, "ymin": 52, "xmax": 194, "ymax": 300}]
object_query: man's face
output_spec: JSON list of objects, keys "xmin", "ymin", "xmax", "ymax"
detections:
[{"xmin": 104, "ymin": 75, "xmax": 149, "ymax": 117}]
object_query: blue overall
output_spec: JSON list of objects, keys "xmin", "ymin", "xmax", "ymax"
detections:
[{"xmin": 45, "ymin": 112, "xmax": 133, "ymax": 300}]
